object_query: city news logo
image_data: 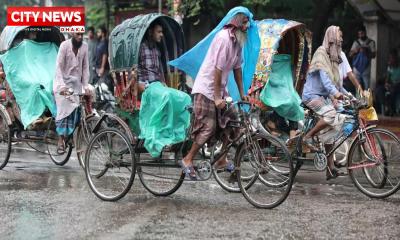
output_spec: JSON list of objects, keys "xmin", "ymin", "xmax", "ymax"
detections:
[{"xmin": 7, "ymin": 6, "xmax": 85, "ymax": 33}]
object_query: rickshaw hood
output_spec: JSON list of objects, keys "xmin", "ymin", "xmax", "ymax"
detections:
[{"xmin": 0, "ymin": 26, "xmax": 29, "ymax": 53}]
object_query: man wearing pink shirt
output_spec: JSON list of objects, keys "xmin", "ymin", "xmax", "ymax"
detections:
[{"xmin": 181, "ymin": 13, "xmax": 249, "ymax": 180}]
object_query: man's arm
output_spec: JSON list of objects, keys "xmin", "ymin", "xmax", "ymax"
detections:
[
  {"xmin": 233, "ymin": 67, "xmax": 245, "ymax": 98},
  {"xmin": 55, "ymin": 43, "xmax": 67, "ymax": 93},
  {"xmin": 347, "ymin": 71, "xmax": 362, "ymax": 91},
  {"xmin": 82, "ymin": 45, "xmax": 90, "ymax": 87},
  {"xmin": 319, "ymin": 70, "xmax": 340, "ymax": 98},
  {"xmin": 214, "ymin": 68, "xmax": 223, "ymax": 99},
  {"xmin": 99, "ymin": 54, "xmax": 107, "ymax": 76}
]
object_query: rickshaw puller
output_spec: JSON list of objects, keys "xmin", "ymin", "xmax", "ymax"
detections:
[
  {"xmin": 181, "ymin": 12, "xmax": 251, "ymax": 180},
  {"xmin": 54, "ymin": 33, "xmax": 91, "ymax": 154},
  {"xmin": 302, "ymin": 26, "xmax": 347, "ymax": 180}
]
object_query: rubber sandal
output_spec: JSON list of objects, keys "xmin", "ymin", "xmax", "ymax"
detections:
[
  {"xmin": 57, "ymin": 145, "xmax": 65, "ymax": 155},
  {"xmin": 57, "ymin": 141, "xmax": 65, "ymax": 154},
  {"xmin": 215, "ymin": 161, "xmax": 235, "ymax": 173},
  {"xmin": 179, "ymin": 160, "xmax": 197, "ymax": 180},
  {"xmin": 326, "ymin": 167, "xmax": 345, "ymax": 181}
]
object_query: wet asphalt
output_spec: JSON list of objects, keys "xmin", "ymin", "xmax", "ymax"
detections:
[{"xmin": 0, "ymin": 144, "xmax": 399, "ymax": 240}]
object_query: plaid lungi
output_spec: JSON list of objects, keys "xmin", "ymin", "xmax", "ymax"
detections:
[
  {"xmin": 56, "ymin": 107, "xmax": 81, "ymax": 137},
  {"xmin": 304, "ymin": 97, "xmax": 346, "ymax": 144},
  {"xmin": 191, "ymin": 93, "xmax": 238, "ymax": 146},
  {"xmin": 304, "ymin": 97, "xmax": 337, "ymax": 126}
]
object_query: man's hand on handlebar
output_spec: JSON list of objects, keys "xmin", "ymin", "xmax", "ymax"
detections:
[
  {"xmin": 215, "ymin": 98, "xmax": 226, "ymax": 109},
  {"xmin": 240, "ymin": 94, "xmax": 250, "ymax": 102},
  {"xmin": 334, "ymin": 92, "xmax": 344, "ymax": 100}
]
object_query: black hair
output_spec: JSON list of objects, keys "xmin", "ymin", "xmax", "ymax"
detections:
[
  {"xmin": 145, "ymin": 20, "xmax": 163, "ymax": 42},
  {"xmin": 88, "ymin": 26, "xmax": 95, "ymax": 33},
  {"xmin": 99, "ymin": 25, "xmax": 107, "ymax": 35},
  {"xmin": 357, "ymin": 25, "xmax": 366, "ymax": 33},
  {"xmin": 149, "ymin": 20, "xmax": 163, "ymax": 31}
]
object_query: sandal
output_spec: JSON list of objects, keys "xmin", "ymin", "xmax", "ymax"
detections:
[
  {"xmin": 215, "ymin": 161, "xmax": 235, "ymax": 173},
  {"xmin": 180, "ymin": 160, "xmax": 197, "ymax": 180},
  {"xmin": 326, "ymin": 167, "xmax": 345, "ymax": 181},
  {"xmin": 57, "ymin": 141, "xmax": 65, "ymax": 154}
]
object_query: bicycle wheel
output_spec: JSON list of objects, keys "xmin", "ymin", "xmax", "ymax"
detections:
[
  {"xmin": 46, "ymin": 126, "xmax": 73, "ymax": 166},
  {"xmin": 237, "ymin": 133, "xmax": 294, "ymax": 209},
  {"xmin": 85, "ymin": 128, "xmax": 135, "ymax": 201},
  {"xmin": 76, "ymin": 115, "xmax": 105, "ymax": 168},
  {"xmin": 0, "ymin": 110, "xmax": 11, "ymax": 169},
  {"xmin": 213, "ymin": 142, "xmax": 256, "ymax": 193},
  {"xmin": 348, "ymin": 128, "xmax": 400, "ymax": 198},
  {"xmin": 26, "ymin": 141, "xmax": 48, "ymax": 154},
  {"xmin": 137, "ymin": 143, "xmax": 184, "ymax": 196}
]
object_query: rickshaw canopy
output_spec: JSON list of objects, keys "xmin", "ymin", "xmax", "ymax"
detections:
[
  {"xmin": 109, "ymin": 13, "xmax": 185, "ymax": 72},
  {"xmin": 0, "ymin": 26, "xmax": 63, "ymax": 54},
  {"xmin": 251, "ymin": 19, "xmax": 312, "ymax": 94},
  {"xmin": 250, "ymin": 19, "xmax": 312, "ymax": 121},
  {"xmin": 0, "ymin": 40, "xmax": 58, "ymax": 128},
  {"xmin": 0, "ymin": 26, "xmax": 28, "ymax": 53},
  {"xmin": 0, "ymin": 26, "xmax": 62, "ymax": 128}
]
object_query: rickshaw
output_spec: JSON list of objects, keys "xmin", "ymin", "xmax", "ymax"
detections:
[
  {"xmin": 84, "ymin": 13, "xmax": 293, "ymax": 209},
  {"xmin": 0, "ymin": 26, "xmax": 101, "ymax": 169},
  {"xmin": 250, "ymin": 19, "xmax": 400, "ymax": 199}
]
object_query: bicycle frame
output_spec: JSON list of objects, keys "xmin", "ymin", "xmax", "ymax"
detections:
[{"xmin": 294, "ymin": 100, "xmax": 383, "ymax": 171}]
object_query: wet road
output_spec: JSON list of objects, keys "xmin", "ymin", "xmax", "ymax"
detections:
[{"xmin": 0, "ymin": 144, "xmax": 399, "ymax": 240}]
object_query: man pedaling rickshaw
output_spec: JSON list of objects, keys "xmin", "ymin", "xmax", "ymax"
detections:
[
  {"xmin": 301, "ymin": 26, "xmax": 350, "ymax": 180},
  {"xmin": 169, "ymin": 7, "xmax": 258, "ymax": 180},
  {"xmin": 54, "ymin": 33, "xmax": 93, "ymax": 154}
]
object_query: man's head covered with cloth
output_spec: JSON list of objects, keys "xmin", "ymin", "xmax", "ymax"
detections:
[
  {"xmin": 169, "ymin": 7, "xmax": 260, "ymax": 180},
  {"xmin": 309, "ymin": 25, "xmax": 343, "ymax": 86},
  {"xmin": 169, "ymin": 6, "xmax": 260, "ymax": 101}
]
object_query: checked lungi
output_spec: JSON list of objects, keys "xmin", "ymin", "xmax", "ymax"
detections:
[
  {"xmin": 56, "ymin": 107, "xmax": 81, "ymax": 137},
  {"xmin": 191, "ymin": 93, "xmax": 238, "ymax": 146},
  {"xmin": 303, "ymin": 97, "xmax": 347, "ymax": 144}
]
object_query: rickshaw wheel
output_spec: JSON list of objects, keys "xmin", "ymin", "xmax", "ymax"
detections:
[
  {"xmin": 0, "ymin": 110, "xmax": 11, "ymax": 170},
  {"xmin": 212, "ymin": 142, "xmax": 257, "ymax": 193},
  {"xmin": 76, "ymin": 115, "xmax": 106, "ymax": 169},
  {"xmin": 45, "ymin": 124, "xmax": 73, "ymax": 166},
  {"xmin": 85, "ymin": 128, "xmax": 136, "ymax": 201},
  {"xmin": 236, "ymin": 133, "xmax": 294, "ymax": 209},
  {"xmin": 137, "ymin": 143, "xmax": 185, "ymax": 196}
]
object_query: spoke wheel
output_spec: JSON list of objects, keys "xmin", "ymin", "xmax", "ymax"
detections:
[
  {"xmin": 237, "ymin": 133, "xmax": 294, "ymax": 209},
  {"xmin": 0, "ymin": 110, "xmax": 11, "ymax": 169},
  {"xmin": 348, "ymin": 128, "xmax": 400, "ymax": 198},
  {"xmin": 76, "ymin": 115, "xmax": 105, "ymax": 168},
  {"xmin": 213, "ymin": 142, "xmax": 256, "ymax": 193},
  {"xmin": 46, "ymin": 121, "xmax": 73, "ymax": 166},
  {"xmin": 137, "ymin": 143, "xmax": 184, "ymax": 197},
  {"xmin": 85, "ymin": 128, "xmax": 136, "ymax": 201}
]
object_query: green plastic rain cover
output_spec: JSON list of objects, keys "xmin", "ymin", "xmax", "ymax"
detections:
[
  {"xmin": 0, "ymin": 40, "xmax": 57, "ymax": 128},
  {"xmin": 139, "ymin": 82, "xmax": 191, "ymax": 157},
  {"xmin": 260, "ymin": 54, "xmax": 304, "ymax": 121}
]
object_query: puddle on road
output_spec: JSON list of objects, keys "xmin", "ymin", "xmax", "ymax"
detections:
[{"xmin": 0, "ymin": 170, "xmax": 86, "ymax": 191}]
